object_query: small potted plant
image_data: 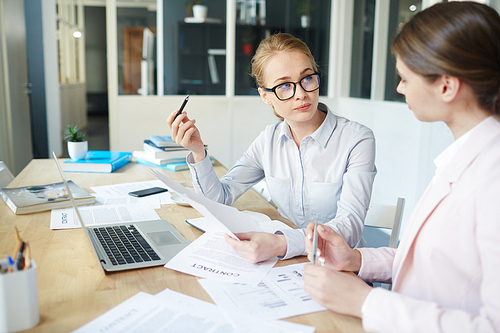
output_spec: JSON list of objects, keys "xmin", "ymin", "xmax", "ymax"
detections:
[
  {"xmin": 65, "ymin": 125, "xmax": 88, "ymax": 160},
  {"xmin": 294, "ymin": 0, "xmax": 316, "ymax": 28}
]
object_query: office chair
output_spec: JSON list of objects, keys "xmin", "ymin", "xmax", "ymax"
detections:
[
  {"xmin": 362, "ymin": 197, "xmax": 405, "ymax": 289},
  {"xmin": 363, "ymin": 197, "xmax": 405, "ymax": 248},
  {"xmin": 252, "ymin": 179, "xmax": 276, "ymax": 207},
  {"xmin": 0, "ymin": 161, "xmax": 14, "ymax": 188}
]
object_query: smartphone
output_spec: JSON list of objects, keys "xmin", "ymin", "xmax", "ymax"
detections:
[{"xmin": 128, "ymin": 187, "xmax": 169, "ymax": 197}]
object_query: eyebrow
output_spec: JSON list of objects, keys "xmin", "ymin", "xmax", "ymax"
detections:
[{"xmin": 272, "ymin": 68, "xmax": 315, "ymax": 85}]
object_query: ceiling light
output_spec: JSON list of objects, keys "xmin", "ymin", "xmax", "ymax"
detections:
[{"xmin": 409, "ymin": 4, "xmax": 417, "ymax": 12}]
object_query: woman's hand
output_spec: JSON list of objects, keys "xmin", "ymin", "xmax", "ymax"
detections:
[
  {"xmin": 166, "ymin": 110, "xmax": 205, "ymax": 162},
  {"xmin": 223, "ymin": 232, "xmax": 287, "ymax": 264},
  {"xmin": 303, "ymin": 264, "xmax": 372, "ymax": 318},
  {"xmin": 304, "ymin": 223, "xmax": 361, "ymax": 273}
]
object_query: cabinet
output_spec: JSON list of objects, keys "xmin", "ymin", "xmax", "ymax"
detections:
[{"xmin": 176, "ymin": 22, "xmax": 226, "ymax": 95}]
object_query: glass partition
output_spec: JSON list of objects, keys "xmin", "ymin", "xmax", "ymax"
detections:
[
  {"xmin": 234, "ymin": 0, "xmax": 331, "ymax": 96},
  {"xmin": 117, "ymin": 5, "xmax": 157, "ymax": 95},
  {"xmin": 384, "ymin": 0, "xmax": 422, "ymax": 101},
  {"xmin": 163, "ymin": 0, "xmax": 226, "ymax": 95},
  {"xmin": 349, "ymin": 0, "xmax": 375, "ymax": 99}
]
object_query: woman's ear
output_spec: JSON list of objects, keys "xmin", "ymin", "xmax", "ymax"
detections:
[
  {"xmin": 258, "ymin": 87, "xmax": 273, "ymax": 105},
  {"xmin": 439, "ymin": 75, "xmax": 461, "ymax": 103}
]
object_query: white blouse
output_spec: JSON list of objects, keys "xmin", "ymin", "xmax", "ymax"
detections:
[{"xmin": 187, "ymin": 103, "xmax": 377, "ymax": 258}]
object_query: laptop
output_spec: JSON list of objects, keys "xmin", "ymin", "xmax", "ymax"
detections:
[{"xmin": 52, "ymin": 152, "xmax": 190, "ymax": 273}]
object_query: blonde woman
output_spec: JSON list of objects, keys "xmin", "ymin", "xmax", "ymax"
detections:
[{"xmin": 168, "ymin": 33, "xmax": 376, "ymax": 263}]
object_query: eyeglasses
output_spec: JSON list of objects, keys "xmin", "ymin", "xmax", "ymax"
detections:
[{"xmin": 262, "ymin": 73, "xmax": 320, "ymax": 101}]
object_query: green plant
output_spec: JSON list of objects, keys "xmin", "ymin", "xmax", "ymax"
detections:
[
  {"xmin": 294, "ymin": 0, "xmax": 316, "ymax": 16},
  {"xmin": 65, "ymin": 125, "xmax": 85, "ymax": 142},
  {"xmin": 184, "ymin": 0, "xmax": 201, "ymax": 15}
]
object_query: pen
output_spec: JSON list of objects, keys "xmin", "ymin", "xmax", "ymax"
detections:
[
  {"xmin": 15, "ymin": 241, "xmax": 26, "ymax": 270},
  {"xmin": 24, "ymin": 242, "xmax": 31, "ymax": 270},
  {"xmin": 174, "ymin": 95, "xmax": 190, "ymax": 120},
  {"xmin": 6, "ymin": 255, "xmax": 14, "ymax": 273},
  {"xmin": 311, "ymin": 222, "xmax": 318, "ymax": 265}
]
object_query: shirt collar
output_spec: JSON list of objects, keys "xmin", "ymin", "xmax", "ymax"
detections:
[
  {"xmin": 278, "ymin": 102, "xmax": 336, "ymax": 148},
  {"xmin": 433, "ymin": 116, "xmax": 490, "ymax": 177}
]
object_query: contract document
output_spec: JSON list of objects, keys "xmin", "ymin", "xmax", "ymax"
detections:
[
  {"xmin": 72, "ymin": 289, "xmax": 316, "ymax": 333},
  {"xmin": 198, "ymin": 263, "xmax": 326, "ymax": 325},
  {"xmin": 165, "ymin": 230, "xmax": 278, "ymax": 284},
  {"xmin": 50, "ymin": 203, "xmax": 160, "ymax": 229}
]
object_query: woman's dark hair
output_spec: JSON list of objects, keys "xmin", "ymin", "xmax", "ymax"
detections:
[{"xmin": 392, "ymin": 2, "xmax": 500, "ymax": 115}]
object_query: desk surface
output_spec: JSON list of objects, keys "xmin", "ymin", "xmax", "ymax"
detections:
[{"xmin": 0, "ymin": 159, "xmax": 365, "ymax": 333}]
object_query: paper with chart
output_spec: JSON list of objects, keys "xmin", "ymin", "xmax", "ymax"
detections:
[
  {"xmin": 165, "ymin": 230, "xmax": 278, "ymax": 285},
  {"xmin": 198, "ymin": 263, "xmax": 326, "ymax": 325},
  {"xmin": 72, "ymin": 289, "xmax": 315, "ymax": 333},
  {"xmin": 50, "ymin": 203, "xmax": 160, "ymax": 229},
  {"xmin": 152, "ymin": 170, "xmax": 262, "ymax": 239}
]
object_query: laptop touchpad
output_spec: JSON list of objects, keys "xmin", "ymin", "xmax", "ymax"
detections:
[{"xmin": 147, "ymin": 231, "xmax": 181, "ymax": 246}]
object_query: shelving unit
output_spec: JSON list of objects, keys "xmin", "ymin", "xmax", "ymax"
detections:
[{"xmin": 176, "ymin": 22, "xmax": 226, "ymax": 95}]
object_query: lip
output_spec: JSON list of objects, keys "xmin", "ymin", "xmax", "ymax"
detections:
[{"xmin": 295, "ymin": 103, "xmax": 311, "ymax": 111}]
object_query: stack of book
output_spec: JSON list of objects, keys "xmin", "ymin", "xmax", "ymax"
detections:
[{"xmin": 133, "ymin": 136, "xmax": 210, "ymax": 171}]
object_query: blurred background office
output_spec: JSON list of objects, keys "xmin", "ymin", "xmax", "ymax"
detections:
[{"xmin": 1, "ymin": 0, "xmax": 499, "ymax": 237}]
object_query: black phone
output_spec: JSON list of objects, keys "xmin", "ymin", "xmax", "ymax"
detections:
[{"xmin": 128, "ymin": 187, "xmax": 169, "ymax": 197}]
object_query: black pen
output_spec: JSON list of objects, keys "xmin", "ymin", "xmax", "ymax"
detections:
[{"xmin": 174, "ymin": 95, "xmax": 190, "ymax": 120}]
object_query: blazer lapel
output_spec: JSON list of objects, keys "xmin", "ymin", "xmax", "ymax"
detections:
[{"xmin": 392, "ymin": 117, "xmax": 500, "ymax": 290}]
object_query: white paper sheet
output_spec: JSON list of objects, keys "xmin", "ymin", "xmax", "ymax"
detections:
[
  {"xmin": 91, "ymin": 193, "xmax": 164, "ymax": 210},
  {"xmin": 72, "ymin": 289, "xmax": 315, "ymax": 333},
  {"xmin": 90, "ymin": 180, "xmax": 173, "ymax": 207},
  {"xmin": 152, "ymin": 170, "xmax": 262, "ymax": 239},
  {"xmin": 199, "ymin": 263, "xmax": 326, "ymax": 325},
  {"xmin": 50, "ymin": 203, "xmax": 160, "ymax": 229},
  {"xmin": 186, "ymin": 211, "xmax": 293, "ymax": 234},
  {"xmin": 165, "ymin": 230, "xmax": 278, "ymax": 284}
]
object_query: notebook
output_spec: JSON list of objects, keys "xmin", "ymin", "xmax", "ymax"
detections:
[{"xmin": 52, "ymin": 152, "xmax": 190, "ymax": 273}]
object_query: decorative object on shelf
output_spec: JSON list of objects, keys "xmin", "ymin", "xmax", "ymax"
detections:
[
  {"xmin": 294, "ymin": 0, "xmax": 316, "ymax": 28},
  {"xmin": 65, "ymin": 125, "xmax": 88, "ymax": 160},
  {"xmin": 241, "ymin": 29, "xmax": 255, "ymax": 55},
  {"xmin": 192, "ymin": 4, "xmax": 208, "ymax": 19},
  {"xmin": 237, "ymin": 0, "xmax": 266, "ymax": 26}
]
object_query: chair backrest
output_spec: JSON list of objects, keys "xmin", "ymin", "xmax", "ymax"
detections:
[
  {"xmin": 252, "ymin": 179, "xmax": 276, "ymax": 207},
  {"xmin": 0, "ymin": 161, "xmax": 15, "ymax": 188},
  {"xmin": 365, "ymin": 197, "xmax": 405, "ymax": 248}
]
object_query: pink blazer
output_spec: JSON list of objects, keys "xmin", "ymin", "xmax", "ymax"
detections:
[{"xmin": 358, "ymin": 116, "xmax": 500, "ymax": 332}]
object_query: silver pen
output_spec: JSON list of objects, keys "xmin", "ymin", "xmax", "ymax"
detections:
[{"xmin": 311, "ymin": 222, "xmax": 318, "ymax": 264}]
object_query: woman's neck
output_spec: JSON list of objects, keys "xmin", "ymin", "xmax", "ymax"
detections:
[
  {"xmin": 288, "ymin": 109, "xmax": 327, "ymax": 146},
  {"xmin": 447, "ymin": 106, "xmax": 490, "ymax": 140}
]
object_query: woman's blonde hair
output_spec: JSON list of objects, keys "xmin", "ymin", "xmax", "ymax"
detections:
[{"xmin": 392, "ymin": 2, "xmax": 500, "ymax": 115}]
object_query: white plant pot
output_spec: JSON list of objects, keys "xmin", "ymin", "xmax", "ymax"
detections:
[
  {"xmin": 68, "ymin": 141, "xmax": 88, "ymax": 160},
  {"xmin": 301, "ymin": 15, "xmax": 310, "ymax": 28},
  {"xmin": 193, "ymin": 4, "xmax": 208, "ymax": 19}
]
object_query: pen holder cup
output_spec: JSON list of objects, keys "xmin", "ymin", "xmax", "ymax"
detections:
[{"xmin": 0, "ymin": 259, "xmax": 39, "ymax": 333}]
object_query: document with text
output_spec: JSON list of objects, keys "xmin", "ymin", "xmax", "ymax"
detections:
[
  {"xmin": 50, "ymin": 203, "xmax": 160, "ymax": 229},
  {"xmin": 198, "ymin": 263, "xmax": 326, "ymax": 325},
  {"xmin": 165, "ymin": 230, "xmax": 278, "ymax": 284},
  {"xmin": 72, "ymin": 289, "xmax": 315, "ymax": 333}
]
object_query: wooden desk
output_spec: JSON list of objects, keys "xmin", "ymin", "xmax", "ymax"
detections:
[{"xmin": 0, "ymin": 159, "xmax": 365, "ymax": 333}]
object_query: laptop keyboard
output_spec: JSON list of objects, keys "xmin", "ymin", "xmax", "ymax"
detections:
[{"xmin": 93, "ymin": 225, "xmax": 161, "ymax": 265}]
